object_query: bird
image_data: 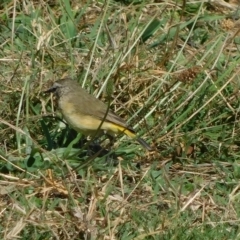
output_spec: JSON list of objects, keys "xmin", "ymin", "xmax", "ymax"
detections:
[{"xmin": 45, "ymin": 78, "xmax": 152, "ymax": 151}]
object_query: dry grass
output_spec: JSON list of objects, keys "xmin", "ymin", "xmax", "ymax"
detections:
[{"xmin": 1, "ymin": 0, "xmax": 240, "ymax": 239}]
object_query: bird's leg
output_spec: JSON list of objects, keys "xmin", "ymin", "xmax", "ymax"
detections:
[{"xmin": 104, "ymin": 134, "xmax": 118, "ymax": 165}]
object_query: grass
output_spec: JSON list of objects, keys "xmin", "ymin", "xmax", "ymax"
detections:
[{"xmin": 1, "ymin": 0, "xmax": 240, "ymax": 239}]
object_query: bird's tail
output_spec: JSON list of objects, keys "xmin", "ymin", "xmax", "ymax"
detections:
[
  {"xmin": 121, "ymin": 127, "xmax": 152, "ymax": 151},
  {"xmin": 136, "ymin": 137, "xmax": 152, "ymax": 151}
]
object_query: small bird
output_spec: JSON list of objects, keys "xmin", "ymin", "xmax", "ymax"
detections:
[{"xmin": 45, "ymin": 78, "xmax": 152, "ymax": 151}]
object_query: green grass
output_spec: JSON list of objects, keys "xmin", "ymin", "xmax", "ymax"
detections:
[{"xmin": 1, "ymin": 0, "xmax": 240, "ymax": 239}]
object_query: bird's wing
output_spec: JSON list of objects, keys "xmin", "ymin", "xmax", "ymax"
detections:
[
  {"xmin": 70, "ymin": 86, "xmax": 134, "ymax": 132},
  {"xmin": 97, "ymin": 108, "xmax": 134, "ymax": 132}
]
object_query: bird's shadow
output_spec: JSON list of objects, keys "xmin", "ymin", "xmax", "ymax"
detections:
[{"xmin": 52, "ymin": 125, "xmax": 118, "ymax": 163}]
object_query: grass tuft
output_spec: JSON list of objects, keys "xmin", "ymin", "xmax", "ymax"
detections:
[{"xmin": 1, "ymin": 0, "xmax": 240, "ymax": 239}]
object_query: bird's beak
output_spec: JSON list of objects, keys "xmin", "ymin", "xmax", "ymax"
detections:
[{"xmin": 43, "ymin": 85, "xmax": 57, "ymax": 94}]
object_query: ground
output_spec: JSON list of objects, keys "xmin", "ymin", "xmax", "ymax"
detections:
[{"xmin": 1, "ymin": 0, "xmax": 240, "ymax": 239}]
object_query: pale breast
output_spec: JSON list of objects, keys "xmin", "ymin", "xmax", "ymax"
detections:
[{"xmin": 58, "ymin": 97, "xmax": 119, "ymax": 136}]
